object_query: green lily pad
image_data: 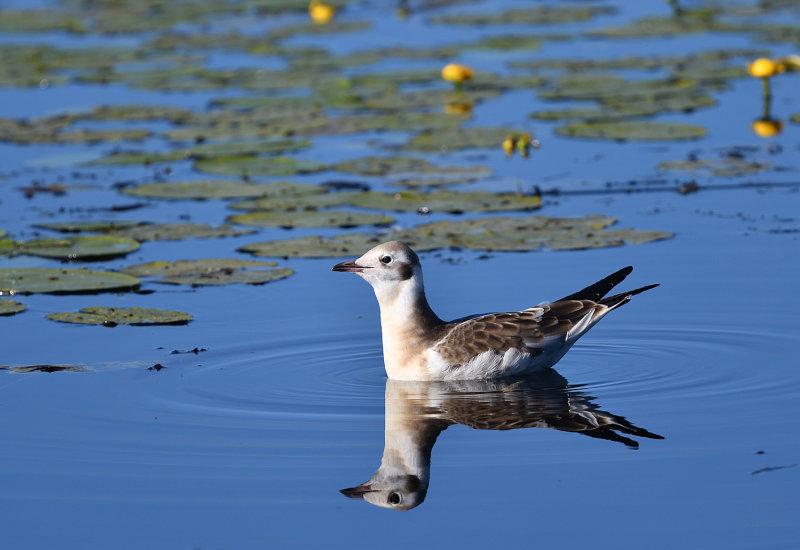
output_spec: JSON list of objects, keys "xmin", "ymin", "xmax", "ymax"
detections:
[
  {"xmin": 0, "ymin": 268, "xmax": 140, "ymax": 295},
  {"xmin": 429, "ymin": 5, "xmax": 615, "ymax": 25},
  {"xmin": 0, "ymin": 117, "xmax": 150, "ymax": 144},
  {"xmin": 5, "ymin": 235, "xmax": 140, "ymax": 260},
  {"xmin": 239, "ymin": 214, "xmax": 671, "ymax": 258},
  {"xmin": 108, "ymin": 223, "xmax": 254, "ymax": 242},
  {"xmin": 401, "ymin": 126, "xmax": 525, "ymax": 152},
  {"xmin": 555, "ymin": 121, "xmax": 706, "ymax": 141},
  {"xmin": 333, "ymin": 156, "xmax": 489, "ymax": 176},
  {"xmin": 90, "ymin": 138, "xmax": 311, "ymax": 165},
  {"xmin": 658, "ymin": 157, "xmax": 771, "ymax": 177},
  {"xmin": 33, "ymin": 221, "xmax": 148, "ymax": 233},
  {"xmin": 230, "ymin": 189, "xmax": 541, "ymax": 214},
  {"xmin": 531, "ymin": 94, "xmax": 716, "ymax": 121},
  {"xmin": 47, "ymin": 307, "xmax": 192, "ymax": 326},
  {"xmin": 228, "ymin": 210, "xmax": 395, "ymax": 229},
  {"xmin": 0, "ymin": 298, "xmax": 26, "ymax": 316},
  {"xmin": 194, "ymin": 156, "xmax": 326, "ymax": 177},
  {"xmin": 388, "ymin": 174, "xmax": 484, "ymax": 188},
  {"xmin": 121, "ymin": 259, "xmax": 293, "ymax": 286},
  {"xmin": 122, "ymin": 180, "xmax": 325, "ymax": 200}
]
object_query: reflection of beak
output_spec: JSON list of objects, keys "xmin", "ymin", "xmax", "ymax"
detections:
[
  {"xmin": 332, "ymin": 260, "xmax": 368, "ymax": 273},
  {"xmin": 340, "ymin": 484, "xmax": 374, "ymax": 499}
]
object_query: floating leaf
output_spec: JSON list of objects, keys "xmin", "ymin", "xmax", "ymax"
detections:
[
  {"xmin": 401, "ymin": 126, "xmax": 525, "ymax": 152},
  {"xmin": 230, "ymin": 189, "xmax": 541, "ymax": 214},
  {"xmin": 33, "ymin": 221, "xmax": 147, "ymax": 233},
  {"xmin": 555, "ymin": 121, "xmax": 706, "ymax": 141},
  {"xmin": 0, "ymin": 298, "xmax": 25, "ymax": 316},
  {"xmin": 239, "ymin": 215, "xmax": 671, "ymax": 257},
  {"xmin": 388, "ymin": 174, "xmax": 484, "ymax": 188},
  {"xmin": 122, "ymin": 180, "xmax": 325, "ymax": 200},
  {"xmin": 90, "ymin": 138, "xmax": 311, "ymax": 165},
  {"xmin": 228, "ymin": 210, "xmax": 395, "ymax": 228},
  {"xmin": 47, "ymin": 307, "xmax": 192, "ymax": 326},
  {"xmin": 4, "ymin": 236, "xmax": 140, "ymax": 260},
  {"xmin": 658, "ymin": 157, "xmax": 771, "ymax": 176},
  {"xmin": 108, "ymin": 223, "xmax": 254, "ymax": 242},
  {"xmin": 429, "ymin": 5, "xmax": 615, "ymax": 25},
  {"xmin": 194, "ymin": 156, "xmax": 326, "ymax": 177},
  {"xmin": 1, "ymin": 365, "xmax": 87, "ymax": 373},
  {"xmin": 334, "ymin": 155, "xmax": 489, "ymax": 176},
  {"xmin": 531, "ymin": 94, "xmax": 715, "ymax": 121},
  {"xmin": 121, "ymin": 259, "xmax": 293, "ymax": 286},
  {"xmin": 0, "ymin": 268, "xmax": 140, "ymax": 295}
]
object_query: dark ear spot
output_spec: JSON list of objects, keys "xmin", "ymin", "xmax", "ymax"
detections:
[{"xmin": 397, "ymin": 262, "xmax": 413, "ymax": 281}]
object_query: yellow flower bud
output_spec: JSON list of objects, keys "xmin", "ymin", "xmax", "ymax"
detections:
[
  {"xmin": 309, "ymin": 1, "xmax": 335, "ymax": 25},
  {"xmin": 747, "ymin": 58, "xmax": 779, "ymax": 78},
  {"xmin": 444, "ymin": 102, "xmax": 473, "ymax": 115},
  {"xmin": 751, "ymin": 118, "xmax": 783, "ymax": 138},
  {"xmin": 441, "ymin": 63, "xmax": 474, "ymax": 84},
  {"xmin": 502, "ymin": 135, "xmax": 515, "ymax": 157}
]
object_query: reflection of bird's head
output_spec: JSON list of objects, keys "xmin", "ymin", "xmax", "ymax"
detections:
[{"xmin": 340, "ymin": 473, "xmax": 427, "ymax": 511}]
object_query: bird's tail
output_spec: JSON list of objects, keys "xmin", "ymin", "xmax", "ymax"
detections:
[
  {"xmin": 558, "ymin": 266, "xmax": 633, "ymax": 302},
  {"xmin": 599, "ymin": 284, "xmax": 660, "ymax": 310}
]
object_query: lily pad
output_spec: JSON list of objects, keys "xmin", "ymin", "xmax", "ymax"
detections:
[
  {"xmin": 195, "ymin": 156, "xmax": 326, "ymax": 177},
  {"xmin": 429, "ymin": 5, "xmax": 615, "ymax": 25},
  {"xmin": 0, "ymin": 268, "xmax": 140, "ymax": 295},
  {"xmin": 122, "ymin": 180, "xmax": 325, "ymax": 200},
  {"xmin": 401, "ymin": 126, "xmax": 525, "ymax": 152},
  {"xmin": 228, "ymin": 210, "xmax": 395, "ymax": 229},
  {"xmin": 4, "ymin": 235, "xmax": 140, "ymax": 260},
  {"xmin": 658, "ymin": 157, "xmax": 771, "ymax": 176},
  {"xmin": 0, "ymin": 298, "xmax": 26, "ymax": 316},
  {"xmin": 239, "ymin": 215, "xmax": 671, "ymax": 258},
  {"xmin": 230, "ymin": 189, "xmax": 541, "ymax": 214},
  {"xmin": 33, "ymin": 221, "xmax": 148, "ymax": 233},
  {"xmin": 108, "ymin": 223, "xmax": 254, "ymax": 242},
  {"xmin": 121, "ymin": 259, "xmax": 293, "ymax": 286},
  {"xmin": 555, "ymin": 121, "xmax": 706, "ymax": 141},
  {"xmin": 531, "ymin": 94, "xmax": 716, "ymax": 121},
  {"xmin": 47, "ymin": 307, "xmax": 192, "ymax": 326},
  {"xmin": 388, "ymin": 174, "xmax": 484, "ymax": 188},
  {"xmin": 333, "ymin": 155, "xmax": 489, "ymax": 176},
  {"xmin": 90, "ymin": 138, "xmax": 311, "ymax": 165}
]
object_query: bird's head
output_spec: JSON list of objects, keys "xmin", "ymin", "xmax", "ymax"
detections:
[{"xmin": 332, "ymin": 241, "xmax": 423, "ymax": 301}]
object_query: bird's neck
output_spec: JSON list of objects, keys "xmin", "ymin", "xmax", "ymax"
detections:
[{"xmin": 372, "ymin": 278, "xmax": 443, "ymax": 379}]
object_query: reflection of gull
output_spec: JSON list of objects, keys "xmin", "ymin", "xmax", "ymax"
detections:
[
  {"xmin": 341, "ymin": 372, "xmax": 663, "ymax": 511},
  {"xmin": 332, "ymin": 241, "xmax": 658, "ymax": 380}
]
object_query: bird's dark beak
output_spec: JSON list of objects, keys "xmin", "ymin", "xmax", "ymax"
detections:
[
  {"xmin": 332, "ymin": 260, "xmax": 367, "ymax": 273},
  {"xmin": 340, "ymin": 484, "xmax": 374, "ymax": 499}
]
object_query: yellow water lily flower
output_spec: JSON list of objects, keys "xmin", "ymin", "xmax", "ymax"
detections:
[
  {"xmin": 502, "ymin": 135, "xmax": 515, "ymax": 156},
  {"xmin": 747, "ymin": 58, "xmax": 779, "ymax": 78},
  {"xmin": 309, "ymin": 0, "xmax": 335, "ymax": 25},
  {"xmin": 751, "ymin": 118, "xmax": 783, "ymax": 138},
  {"xmin": 441, "ymin": 63, "xmax": 474, "ymax": 84}
]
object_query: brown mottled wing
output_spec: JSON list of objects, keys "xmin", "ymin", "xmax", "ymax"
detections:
[{"xmin": 434, "ymin": 300, "xmax": 602, "ymax": 367}]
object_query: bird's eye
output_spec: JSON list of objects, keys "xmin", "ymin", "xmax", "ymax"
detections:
[
  {"xmin": 388, "ymin": 492, "xmax": 402, "ymax": 505},
  {"xmin": 380, "ymin": 255, "xmax": 392, "ymax": 265}
]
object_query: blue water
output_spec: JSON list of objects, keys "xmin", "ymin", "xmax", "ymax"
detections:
[{"xmin": 1, "ymin": 0, "xmax": 799, "ymax": 548}]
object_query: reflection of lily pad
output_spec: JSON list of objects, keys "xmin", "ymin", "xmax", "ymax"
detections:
[
  {"xmin": 5, "ymin": 236, "xmax": 140, "ymax": 260},
  {"xmin": 401, "ymin": 126, "xmax": 524, "ymax": 152},
  {"xmin": 121, "ymin": 259, "xmax": 293, "ymax": 286},
  {"xmin": 230, "ymin": 189, "xmax": 541, "ymax": 214},
  {"xmin": 47, "ymin": 307, "xmax": 192, "ymax": 326},
  {"xmin": 109, "ymin": 223, "xmax": 254, "ymax": 242},
  {"xmin": 195, "ymin": 156, "xmax": 326, "ymax": 177},
  {"xmin": 122, "ymin": 180, "xmax": 324, "ymax": 200},
  {"xmin": 0, "ymin": 268, "xmax": 140, "ymax": 295},
  {"xmin": 0, "ymin": 298, "xmax": 26, "ymax": 316},
  {"xmin": 33, "ymin": 221, "xmax": 147, "ymax": 233},
  {"xmin": 239, "ymin": 215, "xmax": 671, "ymax": 258},
  {"xmin": 228, "ymin": 210, "xmax": 395, "ymax": 229},
  {"xmin": 555, "ymin": 121, "xmax": 706, "ymax": 141}
]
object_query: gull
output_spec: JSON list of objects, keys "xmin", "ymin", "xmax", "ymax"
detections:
[
  {"xmin": 332, "ymin": 241, "xmax": 658, "ymax": 381},
  {"xmin": 341, "ymin": 375, "xmax": 664, "ymax": 510}
]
